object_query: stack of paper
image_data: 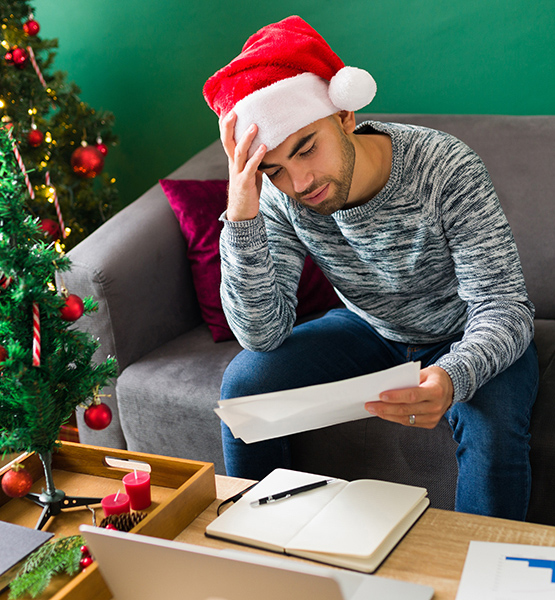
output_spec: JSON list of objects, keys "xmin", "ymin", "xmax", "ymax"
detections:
[{"xmin": 215, "ymin": 362, "xmax": 420, "ymax": 443}]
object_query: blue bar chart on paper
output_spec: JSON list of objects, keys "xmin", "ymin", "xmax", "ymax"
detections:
[
  {"xmin": 456, "ymin": 541, "xmax": 555, "ymax": 599},
  {"xmin": 506, "ymin": 556, "xmax": 555, "ymax": 583}
]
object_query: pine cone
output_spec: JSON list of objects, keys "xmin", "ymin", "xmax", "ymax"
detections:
[{"xmin": 99, "ymin": 511, "xmax": 147, "ymax": 532}]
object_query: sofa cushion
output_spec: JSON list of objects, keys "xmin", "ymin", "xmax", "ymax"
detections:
[{"xmin": 160, "ymin": 178, "xmax": 339, "ymax": 341}]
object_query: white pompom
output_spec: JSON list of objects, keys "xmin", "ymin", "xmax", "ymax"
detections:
[{"xmin": 328, "ymin": 66, "xmax": 377, "ymax": 111}]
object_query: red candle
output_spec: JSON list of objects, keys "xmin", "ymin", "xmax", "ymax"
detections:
[
  {"xmin": 101, "ymin": 491, "xmax": 130, "ymax": 516},
  {"xmin": 123, "ymin": 471, "xmax": 151, "ymax": 510}
]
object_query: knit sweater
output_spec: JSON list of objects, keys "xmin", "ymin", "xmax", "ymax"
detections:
[{"xmin": 219, "ymin": 120, "xmax": 534, "ymax": 403}]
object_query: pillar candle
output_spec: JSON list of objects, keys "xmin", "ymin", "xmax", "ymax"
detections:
[
  {"xmin": 123, "ymin": 471, "xmax": 151, "ymax": 510},
  {"xmin": 101, "ymin": 491, "xmax": 130, "ymax": 517}
]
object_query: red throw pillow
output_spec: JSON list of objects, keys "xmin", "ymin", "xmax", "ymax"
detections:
[{"xmin": 160, "ymin": 179, "xmax": 339, "ymax": 342}]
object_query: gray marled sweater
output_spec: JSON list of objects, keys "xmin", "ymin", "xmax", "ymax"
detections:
[{"xmin": 219, "ymin": 121, "xmax": 534, "ymax": 403}]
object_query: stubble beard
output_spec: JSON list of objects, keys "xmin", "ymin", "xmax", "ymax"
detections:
[{"xmin": 296, "ymin": 132, "xmax": 356, "ymax": 216}]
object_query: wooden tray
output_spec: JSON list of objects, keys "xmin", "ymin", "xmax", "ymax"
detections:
[{"xmin": 0, "ymin": 442, "xmax": 216, "ymax": 600}]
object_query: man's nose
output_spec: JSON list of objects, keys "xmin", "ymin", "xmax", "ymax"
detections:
[{"xmin": 290, "ymin": 168, "xmax": 313, "ymax": 194}]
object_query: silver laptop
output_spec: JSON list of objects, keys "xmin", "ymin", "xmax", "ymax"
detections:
[{"xmin": 80, "ymin": 525, "xmax": 434, "ymax": 600}]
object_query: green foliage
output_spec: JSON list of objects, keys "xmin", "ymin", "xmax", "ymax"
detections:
[
  {"xmin": 8, "ymin": 535, "xmax": 84, "ymax": 599},
  {"xmin": 0, "ymin": 0, "xmax": 120, "ymax": 250},
  {"xmin": 0, "ymin": 125, "xmax": 117, "ymax": 456}
]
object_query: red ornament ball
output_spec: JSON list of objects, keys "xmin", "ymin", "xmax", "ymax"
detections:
[
  {"xmin": 79, "ymin": 556, "xmax": 94, "ymax": 570},
  {"xmin": 40, "ymin": 218, "xmax": 61, "ymax": 240},
  {"xmin": 84, "ymin": 402, "xmax": 112, "ymax": 430},
  {"xmin": 11, "ymin": 47, "xmax": 28, "ymax": 68},
  {"xmin": 0, "ymin": 345, "xmax": 7, "ymax": 363},
  {"xmin": 23, "ymin": 19, "xmax": 40, "ymax": 36},
  {"xmin": 28, "ymin": 128, "xmax": 44, "ymax": 147},
  {"xmin": 60, "ymin": 294, "xmax": 84, "ymax": 321},
  {"xmin": 1, "ymin": 465, "xmax": 33, "ymax": 498},
  {"xmin": 96, "ymin": 143, "xmax": 108, "ymax": 156},
  {"xmin": 71, "ymin": 145, "xmax": 104, "ymax": 178}
]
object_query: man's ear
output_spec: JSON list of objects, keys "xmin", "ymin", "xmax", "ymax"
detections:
[{"xmin": 335, "ymin": 110, "xmax": 357, "ymax": 134}]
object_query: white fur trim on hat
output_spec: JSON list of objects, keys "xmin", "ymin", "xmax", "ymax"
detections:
[{"xmin": 234, "ymin": 73, "xmax": 338, "ymax": 156}]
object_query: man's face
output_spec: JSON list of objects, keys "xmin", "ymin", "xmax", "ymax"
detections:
[{"xmin": 257, "ymin": 115, "xmax": 356, "ymax": 216}]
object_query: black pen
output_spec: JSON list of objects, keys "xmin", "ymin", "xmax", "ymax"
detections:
[{"xmin": 250, "ymin": 479, "xmax": 334, "ymax": 507}]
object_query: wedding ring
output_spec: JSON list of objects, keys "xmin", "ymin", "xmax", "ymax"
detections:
[{"xmin": 408, "ymin": 414, "xmax": 416, "ymax": 426}]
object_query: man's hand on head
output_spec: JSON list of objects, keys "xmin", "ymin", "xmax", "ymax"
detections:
[
  {"xmin": 220, "ymin": 111, "xmax": 267, "ymax": 222},
  {"xmin": 364, "ymin": 366, "xmax": 454, "ymax": 428}
]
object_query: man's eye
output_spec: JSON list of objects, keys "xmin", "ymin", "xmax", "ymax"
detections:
[
  {"xmin": 300, "ymin": 144, "xmax": 316, "ymax": 157},
  {"xmin": 268, "ymin": 168, "xmax": 282, "ymax": 179}
]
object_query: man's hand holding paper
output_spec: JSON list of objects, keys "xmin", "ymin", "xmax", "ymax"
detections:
[{"xmin": 366, "ymin": 365, "xmax": 455, "ymax": 429}]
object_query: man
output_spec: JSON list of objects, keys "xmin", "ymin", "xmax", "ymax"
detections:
[{"xmin": 203, "ymin": 16, "xmax": 538, "ymax": 519}]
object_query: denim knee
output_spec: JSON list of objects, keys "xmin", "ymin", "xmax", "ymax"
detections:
[
  {"xmin": 221, "ymin": 348, "xmax": 285, "ymax": 399},
  {"xmin": 221, "ymin": 350, "xmax": 255, "ymax": 399}
]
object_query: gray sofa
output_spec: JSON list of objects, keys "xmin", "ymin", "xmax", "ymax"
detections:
[{"xmin": 63, "ymin": 114, "xmax": 555, "ymax": 525}]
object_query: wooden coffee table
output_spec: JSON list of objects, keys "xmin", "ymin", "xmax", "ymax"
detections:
[
  {"xmin": 176, "ymin": 475, "xmax": 555, "ymax": 600},
  {"xmin": 3, "ymin": 468, "xmax": 555, "ymax": 600}
]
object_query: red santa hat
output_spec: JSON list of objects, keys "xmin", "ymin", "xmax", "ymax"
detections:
[{"xmin": 203, "ymin": 16, "xmax": 377, "ymax": 153}]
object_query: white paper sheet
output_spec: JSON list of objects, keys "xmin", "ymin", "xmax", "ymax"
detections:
[
  {"xmin": 214, "ymin": 361, "xmax": 420, "ymax": 443},
  {"xmin": 456, "ymin": 541, "xmax": 555, "ymax": 600}
]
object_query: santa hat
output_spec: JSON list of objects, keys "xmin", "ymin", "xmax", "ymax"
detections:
[{"xmin": 203, "ymin": 16, "xmax": 377, "ymax": 153}]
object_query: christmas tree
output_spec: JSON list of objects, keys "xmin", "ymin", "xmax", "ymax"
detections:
[
  {"xmin": 1, "ymin": 0, "xmax": 119, "ymax": 251},
  {"xmin": 0, "ymin": 123, "xmax": 117, "ymax": 527}
]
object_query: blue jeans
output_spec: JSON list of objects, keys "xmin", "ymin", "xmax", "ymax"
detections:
[{"xmin": 221, "ymin": 309, "xmax": 539, "ymax": 520}]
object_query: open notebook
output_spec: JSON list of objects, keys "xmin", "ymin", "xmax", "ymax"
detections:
[
  {"xmin": 81, "ymin": 525, "xmax": 434, "ymax": 600},
  {"xmin": 206, "ymin": 468, "xmax": 429, "ymax": 573}
]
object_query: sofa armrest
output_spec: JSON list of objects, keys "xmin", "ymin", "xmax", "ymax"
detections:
[{"xmin": 62, "ymin": 185, "xmax": 202, "ymax": 374}]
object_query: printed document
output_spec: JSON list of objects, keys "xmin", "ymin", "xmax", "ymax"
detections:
[
  {"xmin": 215, "ymin": 361, "xmax": 420, "ymax": 443},
  {"xmin": 456, "ymin": 540, "xmax": 555, "ymax": 600}
]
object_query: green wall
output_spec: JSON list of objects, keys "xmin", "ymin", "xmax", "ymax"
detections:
[{"xmin": 36, "ymin": 0, "xmax": 554, "ymax": 208}]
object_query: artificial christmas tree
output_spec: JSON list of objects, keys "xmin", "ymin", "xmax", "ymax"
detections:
[
  {"xmin": 0, "ymin": 123, "xmax": 117, "ymax": 528},
  {"xmin": 1, "ymin": 0, "xmax": 119, "ymax": 251}
]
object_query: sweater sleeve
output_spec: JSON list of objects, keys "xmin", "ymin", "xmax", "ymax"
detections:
[
  {"xmin": 431, "ymin": 147, "xmax": 535, "ymax": 403},
  {"xmin": 219, "ymin": 180, "xmax": 308, "ymax": 351}
]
